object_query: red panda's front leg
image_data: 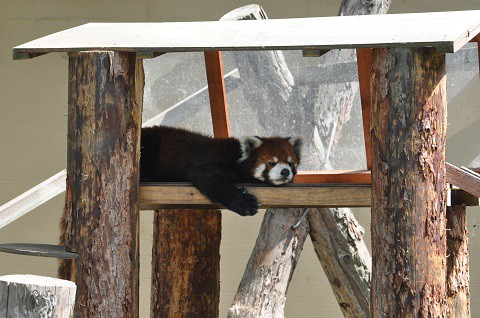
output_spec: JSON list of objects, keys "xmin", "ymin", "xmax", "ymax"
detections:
[{"xmin": 188, "ymin": 165, "xmax": 259, "ymax": 216}]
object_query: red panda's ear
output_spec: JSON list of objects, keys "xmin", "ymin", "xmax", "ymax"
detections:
[
  {"xmin": 287, "ymin": 137, "xmax": 303, "ymax": 161},
  {"xmin": 239, "ymin": 136, "xmax": 263, "ymax": 162}
]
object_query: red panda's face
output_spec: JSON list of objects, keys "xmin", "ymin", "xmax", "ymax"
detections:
[{"xmin": 240, "ymin": 136, "xmax": 302, "ymax": 185}]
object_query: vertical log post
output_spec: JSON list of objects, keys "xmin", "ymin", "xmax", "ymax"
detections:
[
  {"xmin": 150, "ymin": 210, "xmax": 221, "ymax": 318},
  {"xmin": 370, "ymin": 47, "xmax": 447, "ymax": 317},
  {"xmin": 150, "ymin": 51, "xmax": 227, "ymax": 318},
  {"xmin": 0, "ymin": 275, "xmax": 76, "ymax": 317},
  {"xmin": 66, "ymin": 51, "xmax": 143, "ymax": 317},
  {"xmin": 446, "ymin": 205, "xmax": 471, "ymax": 318}
]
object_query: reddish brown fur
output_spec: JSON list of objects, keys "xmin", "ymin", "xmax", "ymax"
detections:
[{"xmin": 252, "ymin": 138, "xmax": 299, "ymax": 176}]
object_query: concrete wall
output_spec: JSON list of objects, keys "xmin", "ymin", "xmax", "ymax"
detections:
[{"xmin": 1, "ymin": 1, "xmax": 479, "ymax": 317}]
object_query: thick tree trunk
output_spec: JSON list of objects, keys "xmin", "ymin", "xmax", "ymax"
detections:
[
  {"xmin": 370, "ymin": 47, "xmax": 447, "ymax": 317},
  {"xmin": 446, "ymin": 205, "xmax": 471, "ymax": 318},
  {"xmin": 0, "ymin": 275, "xmax": 76, "ymax": 318},
  {"xmin": 151, "ymin": 209, "xmax": 221, "ymax": 318},
  {"xmin": 64, "ymin": 51, "xmax": 143, "ymax": 317},
  {"xmin": 227, "ymin": 209, "xmax": 309, "ymax": 318},
  {"xmin": 308, "ymin": 208, "xmax": 371, "ymax": 317}
]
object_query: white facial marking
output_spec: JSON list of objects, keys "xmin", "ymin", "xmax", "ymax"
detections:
[
  {"xmin": 239, "ymin": 136, "xmax": 262, "ymax": 162},
  {"xmin": 268, "ymin": 163, "xmax": 292, "ymax": 185},
  {"xmin": 254, "ymin": 164, "xmax": 266, "ymax": 181},
  {"xmin": 273, "ymin": 157, "xmax": 279, "ymax": 163},
  {"xmin": 287, "ymin": 156, "xmax": 293, "ymax": 163}
]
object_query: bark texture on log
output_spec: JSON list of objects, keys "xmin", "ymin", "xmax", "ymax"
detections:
[
  {"xmin": 227, "ymin": 209, "xmax": 309, "ymax": 318},
  {"xmin": 309, "ymin": 208, "xmax": 371, "ymax": 317},
  {"xmin": 0, "ymin": 275, "xmax": 76, "ymax": 318},
  {"xmin": 151, "ymin": 209, "xmax": 221, "ymax": 318},
  {"xmin": 446, "ymin": 205, "xmax": 471, "ymax": 318},
  {"xmin": 370, "ymin": 47, "xmax": 447, "ymax": 317},
  {"xmin": 64, "ymin": 51, "xmax": 143, "ymax": 317}
]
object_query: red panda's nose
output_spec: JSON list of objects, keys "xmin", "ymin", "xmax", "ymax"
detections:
[{"xmin": 280, "ymin": 169, "xmax": 290, "ymax": 177}]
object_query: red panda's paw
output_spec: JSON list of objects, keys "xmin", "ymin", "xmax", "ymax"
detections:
[{"xmin": 229, "ymin": 191, "xmax": 259, "ymax": 216}]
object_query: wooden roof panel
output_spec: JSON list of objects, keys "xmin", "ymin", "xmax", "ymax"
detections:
[{"xmin": 13, "ymin": 10, "xmax": 480, "ymax": 59}]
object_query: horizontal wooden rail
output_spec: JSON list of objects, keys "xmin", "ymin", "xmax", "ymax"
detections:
[
  {"xmin": 140, "ymin": 183, "xmax": 372, "ymax": 209},
  {"xmin": 139, "ymin": 182, "xmax": 479, "ymax": 210},
  {"xmin": 296, "ymin": 170, "xmax": 371, "ymax": 184}
]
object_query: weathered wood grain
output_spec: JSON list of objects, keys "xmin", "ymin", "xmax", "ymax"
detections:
[
  {"xmin": 63, "ymin": 51, "xmax": 143, "ymax": 317},
  {"xmin": 151, "ymin": 209, "xmax": 221, "ymax": 318},
  {"xmin": 370, "ymin": 47, "xmax": 447, "ymax": 317},
  {"xmin": 446, "ymin": 205, "xmax": 471, "ymax": 318},
  {"xmin": 0, "ymin": 275, "xmax": 76, "ymax": 318},
  {"xmin": 13, "ymin": 10, "xmax": 480, "ymax": 58},
  {"xmin": 140, "ymin": 183, "xmax": 371, "ymax": 210}
]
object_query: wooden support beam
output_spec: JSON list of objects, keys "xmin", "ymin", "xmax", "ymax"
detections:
[
  {"xmin": 356, "ymin": 48, "xmax": 373, "ymax": 170},
  {"xmin": 204, "ymin": 51, "xmax": 230, "ymax": 138},
  {"xmin": 64, "ymin": 51, "xmax": 143, "ymax": 317},
  {"xmin": 370, "ymin": 47, "xmax": 447, "ymax": 316},
  {"xmin": 446, "ymin": 205, "xmax": 471, "ymax": 318}
]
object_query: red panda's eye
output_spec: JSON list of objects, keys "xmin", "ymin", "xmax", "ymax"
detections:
[
  {"xmin": 288, "ymin": 162, "xmax": 293, "ymax": 166},
  {"xmin": 268, "ymin": 162, "xmax": 276, "ymax": 167}
]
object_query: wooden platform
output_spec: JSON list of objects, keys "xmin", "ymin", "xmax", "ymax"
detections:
[
  {"xmin": 139, "ymin": 182, "xmax": 478, "ymax": 210},
  {"xmin": 13, "ymin": 10, "xmax": 480, "ymax": 59}
]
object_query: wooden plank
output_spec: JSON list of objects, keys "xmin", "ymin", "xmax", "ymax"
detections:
[
  {"xmin": 0, "ymin": 169, "xmax": 66, "ymax": 230},
  {"xmin": 13, "ymin": 10, "xmax": 480, "ymax": 59},
  {"xmin": 356, "ymin": 48, "xmax": 373, "ymax": 170},
  {"xmin": 295, "ymin": 170, "xmax": 371, "ymax": 184},
  {"xmin": 446, "ymin": 162, "xmax": 480, "ymax": 197},
  {"xmin": 140, "ymin": 183, "xmax": 480, "ymax": 210},
  {"xmin": 139, "ymin": 183, "xmax": 371, "ymax": 209},
  {"xmin": 204, "ymin": 51, "xmax": 230, "ymax": 137}
]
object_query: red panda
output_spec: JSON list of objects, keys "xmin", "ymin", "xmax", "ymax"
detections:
[
  {"xmin": 58, "ymin": 126, "xmax": 302, "ymax": 279},
  {"xmin": 140, "ymin": 126, "xmax": 302, "ymax": 216}
]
